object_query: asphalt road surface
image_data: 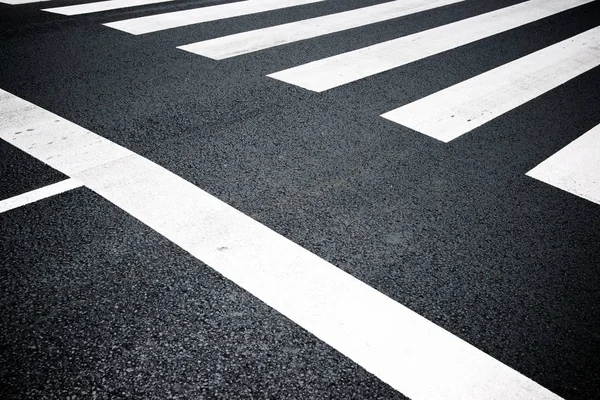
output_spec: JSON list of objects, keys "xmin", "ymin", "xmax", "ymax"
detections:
[{"xmin": 1, "ymin": 0, "xmax": 599, "ymax": 399}]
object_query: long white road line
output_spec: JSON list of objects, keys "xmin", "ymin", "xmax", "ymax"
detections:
[
  {"xmin": 381, "ymin": 27, "xmax": 600, "ymax": 142},
  {"xmin": 104, "ymin": 0, "xmax": 326, "ymax": 35},
  {"xmin": 1, "ymin": 0, "xmax": 50, "ymax": 4},
  {"xmin": 268, "ymin": 0, "xmax": 594, "ymax": 92},
  {"xmin": 43, "ymin": 0, "xmax": 175, "ymax": 16},
  {"xmin": 178, "ymin": 0, "xmax": 466, "ymax": 60},
  {"xmin": 0, "ymin": 87, "xmax": 563, "ymax": 400},
  {"xmin": 527, "ymin": 124, "xmax": 600, "ymax": 206},
  {"xmin": 0, "ymin": 179, "xmax": 83, "ymax": 214}
]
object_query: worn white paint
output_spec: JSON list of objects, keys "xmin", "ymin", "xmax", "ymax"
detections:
[
  {"xmin": 178, "ymin": 0, "xmax": 466, "ymax": 60},
  {"xmin": 268, "ymin": 0, "xmax": 593, "ymax": 92},
  {"xmin": 0, "ymin": 88, "xmax": 563, "ymax": 400},
  {"xmin": 43, "ymin": 0, "xmax": 175, "ymax": 16},
  {"xmin": 0, "ymin": 93, "xmax": 133, "ymax": 174},
  {"xmin": 104, "ymin": 0, "xmax": 326, "ymax": 35},
  {"xmin": 0, "ymin": 178, "xmax": 83, "ymax": 213},
  {"xmin": 381, "ymin": 26, "xmax": 600, "ymax": 142},
  {"xmin": 527, "ymin": 124, "xmax": 600, "ymax": 205}
]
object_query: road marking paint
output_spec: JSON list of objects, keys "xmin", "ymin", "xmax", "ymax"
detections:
[
  {"xmin": 0, "ymin": 0, "xmax": 50, "ymax": 4},
  {"xmin": 43, "ymin": 0, "xmax": 175, "ymax": 16},
  {"xmin": 0, "ymin": 93, "xmax": 133, "ymax": 173},
  {"xmin": 268, "ymin": 0, "xmax": 593, "ymax": 92},
  {"xmin": 527, "ymin": 124, "xmax": 600, "ymax": 205},
  {"xmin": 104, "ymin": 0, "xmax": 326, "ymax": 35},
  {"xmin": 177, "ymin": 0, "xmax": 466, "ymax": 60},
  {"xmin": 0, "ymin": 87, "xmax": 563, "ymax": 400},
  {"xmin": 0, "ymin": 178, "xmax": 83, "ymax": 213},
  {"xmin": 381, "ymin": 27, "xmax": 600, "ymax": 142}
]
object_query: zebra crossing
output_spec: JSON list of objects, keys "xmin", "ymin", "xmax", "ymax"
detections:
[
  {"xmin": 1, "ymin": 1, "xmax": 599, "ymax": 399},
  {"xmin": 267, "ymin": 0, "xmax": 595, "ymax": 91},
  {"xmin": 0, "ymin": 86, "xmax": 561, "ymax": 400},
  {"xmin": 381, "ymin": 27, "xmax": 600, "ymax": 141},
  {"xmin": 102, "ymin": 0, "xmax": 327, "ymax": 34},
  {"xmin": 34, "ymin": 0, "xmax": 600, "ymax": 205},
  {"xmin": 177, "ymin": 0, "xmax": 468, "ymax": 60}
]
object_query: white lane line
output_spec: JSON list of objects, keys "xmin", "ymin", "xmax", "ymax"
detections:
[
  {"xmin": 0, "ymin": 178, "xmax": 83, "ymax": 214},
  {"xmin": 0, "ymin": 0, "xmax": 50, "ymax": 4},
  {"xmin": 177, "ymin": 0, "xmax": 466, "ymax": 60},
  {"xmin": 104, "ymin": 0, "xmax": 326, "ymax": 35},
  {"xmin": 0, "ymin": 87, "xmax": 563, "ymax": 400},
  {"xmin": 43, "ymin": 0, "xmax": 175, "ymax": 16},
  {"xmin": 381, "ymin": 26, "xmax": 600, "ymax": 142},
  {"xmin": 527, "ymin": 124, "xmax": 600, "ymax": 205},
  {"xmin": 268, "ymin": 0, "xmax": 594, "ymax": 92}
]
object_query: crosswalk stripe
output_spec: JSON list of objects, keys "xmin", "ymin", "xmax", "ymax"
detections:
[
  {"xmin": 268, "ymin": 0, "xmax": 594, "ymax": 92},
  {"xmin": 43, "ymin": 0, "xmax": 175, "ymax": 16},
  {"xmin": 527, "ymin": 124, "xmax": 600, "ymax": 206},
  {"xmin": 381, "ymin": 26, "xmax": 600, "ymax": 142},
  {"xmin": 104, "ymin": 0, "xmax": 326, "ymax": 35},
  {"xmin": 0, "ymin": 87, "xmax": 563, "ymax": 400},
  {"xmin": 0, "ymin": 178, "xmax": 83, "ymax": 213},
  {"xmin": 0, "ymin": 0, "xmax": 50, "ymax": 4},
  {"xmin": 177, "ymin": 0, "xmax": 466, "ymax": 60}
]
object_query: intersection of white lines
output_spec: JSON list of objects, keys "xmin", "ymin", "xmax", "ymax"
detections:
[
  {"xmin": 93, "ymin": 0, "xmax": 600, "ymax": 206},
  {"xmin": 3, "ymin": 0, "xmax": 600, "ymax": 398}
]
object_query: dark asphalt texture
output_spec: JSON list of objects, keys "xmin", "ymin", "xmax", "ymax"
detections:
[
  {"xmin": 1, "ymin": 0, "xmax": 600, "ymax": 398},
  {"xmin": 1, "ymin": 188, "xmax": 405, "ymax": 399},
  {"xmin": 0, "ymin": 140, "xmax": 68, "ymax": 201}
]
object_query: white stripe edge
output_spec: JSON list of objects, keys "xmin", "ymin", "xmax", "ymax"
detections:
[{"xmin": 0, "ymin": 178, "xmax": 83, "ymax": 214}]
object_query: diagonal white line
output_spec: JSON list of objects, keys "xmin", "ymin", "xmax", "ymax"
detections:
[
  {"xmin": 43, "ymin": 0, "xmax": 175, "ymax": 16},
  {"xmin": 268, "ymin": 0, "xmax": 594, "ymax": 92},
  {"xmin": 104, "ymin": 0, "xmax": 326, "ymax": 35},
  {"xmin": 178, "ymin": 0, "xmax": 467, "ymax": 60},
  {"xmin": 0, "ymin": 88, "xmax": 563, "ymax": 400},
  {"xmin": 0, "ymin": 178, "xmax": 83, "ymax": 213},
  {"xmin": 527, "ymin": 123, "xmax": 600, "ymax": 206},
  {"xmin": 0, "ymin": 0, "xmax": 50, "ymax": 4},
  {"xmin": 381, "ymin": 26, "xmax": 600, "ymax": 142}
]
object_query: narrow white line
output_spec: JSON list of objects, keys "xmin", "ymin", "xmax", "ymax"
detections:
[
  {"xmin": 43, "ymin": 0, "xmax": 175, "ymax": 16},
  {"xmin": 104, "ymin": 0, "xmax": 326, "ymax": 36},
  {"xmin": 0, "ymin": 0, "xmax": 50, "ymax": 4},
  {"xmin": 0, "ymin": 178, "xmax": 83, "ymax": 214},
  {"xmin": 381, "ymin": 26, "xmax": 600, "ymax": 142},
  {"xmin": 0, "ymin": 87, "xmax": 563, "ymax": 400},
  {"xmin": 527, "ymin": 124, "xmax": 600, "ymax": 205},
  {"xmin": 177, "ymin": 0, "xmax": 466, "ymax": 60},
  {"xmin": 268, "ymin": 0, "xmax": 594, "ymax": 92}
]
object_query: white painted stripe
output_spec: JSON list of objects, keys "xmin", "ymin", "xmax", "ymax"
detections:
[
  {"xmin": 43, "ymin": 0, "xmax": 174, "ymax": 16},
  {"xmin": 0, "ymin": 92, "xmax": 133, "ymax": 173},
  {"xmin": 104, "ymin": 0, "xmax": 326, "ymax": 35},
  {"xmin": 0, "ymin": 87, "xmax": 563, "ymax": 400},
  {"xmin": 0, "ymin": 178, "xmax": 82, "ymax": 213},
  {"xmin": 178, "ymin": 0, "xmax": 466, "ymax": 60},
  {"xmin": 527, "ymin": 124, "xmax": 600, "ymax": 205},
  {"xmin": 0, "ymin": 0, "xmax": 50, "ymax": 4},
  {"xmin": 381, "ymin": 27, "xmax": 600, "ymax": 142},
  {"xmin": 268, "ymin": 0, "xmax": 594, "ymax": 92}
]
